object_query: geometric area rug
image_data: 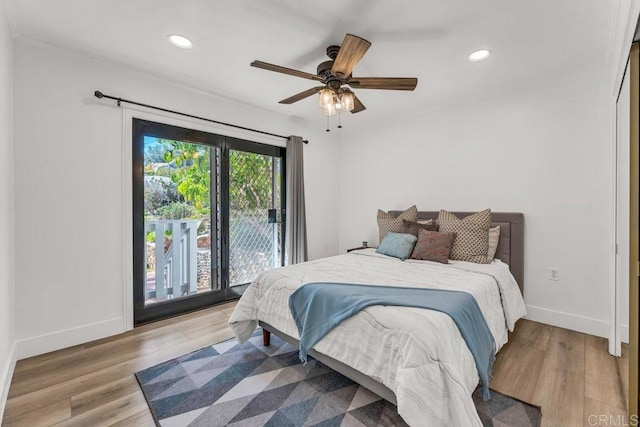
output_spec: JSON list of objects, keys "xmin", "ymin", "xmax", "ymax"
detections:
[{"xmin": 136, "ymin": 331, "xmax": 542, "ymax": 427}]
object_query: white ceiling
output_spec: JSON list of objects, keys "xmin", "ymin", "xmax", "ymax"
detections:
[{"xmin": 5, "ymin": 0, "xmax": 615, "ymax": 126}]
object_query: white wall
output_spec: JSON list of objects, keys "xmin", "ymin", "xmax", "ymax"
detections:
[
  {"xmin": 337, "ymin": 65, "xmax": 613, "ymax": 338},
  {"xmin": 13, "ymin": 40, "xmax": 339, "ymax": 358},
  {"xmin": 0, "ymin": 0, "xmax": 15, "ymax": 418}
]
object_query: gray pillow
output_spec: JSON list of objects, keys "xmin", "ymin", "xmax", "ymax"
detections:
[
  {"xmin": 402, "ymin": 219, "xmax": 438, "ymax": 237},
  {"xmin": 376, "ymin": 232, "xmax": 418, "ymax": 260}
]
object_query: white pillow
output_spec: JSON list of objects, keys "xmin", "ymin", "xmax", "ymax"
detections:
[{"xmin": 487, "ymin": 226, "xmax": 501, "ymax": 261}]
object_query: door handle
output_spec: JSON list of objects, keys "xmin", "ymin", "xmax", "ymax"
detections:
[
  {"xmin": 268, "ymin": 209, "xmax": 277, "ymax": 224},
  {"xmin": 268, "ymin": 209, "xmax": 284, "ymax": 224}
]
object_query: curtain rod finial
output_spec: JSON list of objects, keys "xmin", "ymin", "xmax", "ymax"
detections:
[{"xmin": 94, "ymin": 90, "xmax": 103, "ymax": 99}]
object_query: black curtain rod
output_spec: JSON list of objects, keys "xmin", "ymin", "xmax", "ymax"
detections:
[{"xmin": 94, "ymin": 90, "xmax": 308, "ymax": 144}]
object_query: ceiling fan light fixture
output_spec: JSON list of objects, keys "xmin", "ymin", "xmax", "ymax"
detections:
[
  {"xmin": 339, "ymin": 90, "xmax": 355, "ymax": 111},
  {"xmin": 318, "ymin": 87, "xmax": 333, "ymax": 109},
  {"xmin": 468, "ymin": 49, "xmax": 491, "ymax": 62},
  {"xmin": 168, "ymin": 34, "xmax": 193, "ymax": 49},
  {"xmin": 322, "ymin": 103, "xmax": 337, "ymax": 116}
]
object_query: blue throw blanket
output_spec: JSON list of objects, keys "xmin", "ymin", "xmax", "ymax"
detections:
[{"xmin": 289, "ymin": 283, "xmax": 496, "ymax": 400}]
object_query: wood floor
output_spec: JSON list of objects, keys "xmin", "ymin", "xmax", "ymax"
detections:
[
  {"xmin": 491, "ymin": 320, "xmax": 628, "ymax": 427},
  {"xmin": 1, "ymin": 302, "xmax": 628, "ymax": 427}
]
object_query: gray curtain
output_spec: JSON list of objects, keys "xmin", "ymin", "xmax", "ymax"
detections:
[{"xmin": 285, "ymin": 136, "xmax": 308, "ymax": 264}]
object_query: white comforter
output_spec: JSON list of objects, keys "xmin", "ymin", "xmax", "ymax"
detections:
[{"xmin": 229, "ymin": 249, "xmax": 527, "ymax": 427}]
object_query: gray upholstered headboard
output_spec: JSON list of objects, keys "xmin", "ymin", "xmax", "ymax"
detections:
[{"xmin": 389, "ymin": 211, "xmax": 525, "ymax": 294}]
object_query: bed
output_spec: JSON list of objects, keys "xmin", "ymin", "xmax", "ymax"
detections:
[{"xmin": 229, "ymin": 211, "xmax": 526, "ymax": 427}]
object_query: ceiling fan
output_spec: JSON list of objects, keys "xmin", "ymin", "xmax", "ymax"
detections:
[{"xmin": 250, "ymin": 34, "xmax": 418, "ymax": 117}]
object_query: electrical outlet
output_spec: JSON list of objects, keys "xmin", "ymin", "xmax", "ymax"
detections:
[{"xmin": 549, "ymin": 268, "xmax": 560, "ymax": 281}]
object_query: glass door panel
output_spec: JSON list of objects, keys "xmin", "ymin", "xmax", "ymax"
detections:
[
  {"xmin": 229, "ymin": 151, "xmax": 283, "ymax": 286},
  {"xmin": 142, "ymin": 137, "xmax": 219, "ymax": 305}
]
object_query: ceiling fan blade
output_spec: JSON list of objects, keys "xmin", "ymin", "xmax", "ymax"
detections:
[
  {"xmin": 331, "ymin": 34, "xmax": 371, "ymax": 78},
  {"xmin": 251, "ymin": 60, "xmax": 323, "ymax": 81},
  {"xmin": 279, "ymin": 87, "xmax": 324, "ymax": 104},
  {"xmin": 348, "ymin": 77, "xmax": 418, "ymax": 91},
  {"xmin": 351, "ymin": 93, "xmax": 366, "ymax": 113}
]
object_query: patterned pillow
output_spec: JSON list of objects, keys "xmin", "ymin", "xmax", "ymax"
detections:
[
  {"xmin": 410, "ymin": 229, "xmax": 457, "ymax": 264},
  {"xmin": 377, "ymin": 205, "xmax": 418, "ymax": 243},
  {"xmin": 376, "ymin": 232, "xmax": 418, "ymax": 260},
  {"xmin": 438, "ymin": 209, "xmax": 492, "ymax": 264},
  {"xmin": 401, "ymin": 219, "xmax": 438, "ymax": 237},
  {"xmin": 487, "ymin": 226, "xmax": 501, "ymax": 262}
]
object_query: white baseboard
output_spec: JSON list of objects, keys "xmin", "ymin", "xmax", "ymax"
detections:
[
  {"xmin": 525, "ymin": 305, "xmax": 609, "ymax": 338},
  {"xmin": 0, "ymin": 341, "xmax": 17, "ymax": 422},
  {"xmin": 16, "ymin": 317, "xmax": 124, "ymax": 360}
]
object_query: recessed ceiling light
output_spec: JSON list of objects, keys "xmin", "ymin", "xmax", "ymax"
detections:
[
  {"xmin": 468, "ymin": 49, "xmax": 491, "ymax": 62},
  {"xmin": 168, "ymin": 34, "xmax": 193, "ymax": 49}
]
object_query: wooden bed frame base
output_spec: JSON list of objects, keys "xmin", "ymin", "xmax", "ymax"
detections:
[{"xmin": 263, "ymin": 328, "xmax": 271, "ymax": 346}]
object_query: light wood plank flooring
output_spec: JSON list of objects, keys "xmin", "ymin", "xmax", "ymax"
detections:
[
  {"xmin": 491, "ymin": 320, "xmax": 628, "ymax": 426},
  {"xmin": 2, "ymin": 303, "xmax": 628, "ymax": 427}
]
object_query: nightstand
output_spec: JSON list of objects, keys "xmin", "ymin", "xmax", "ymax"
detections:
[{"xmin": 347, "ymin": 246, "xmax": 376, "ymax": 253}]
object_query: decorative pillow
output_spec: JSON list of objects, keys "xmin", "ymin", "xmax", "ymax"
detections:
[
  {"xmin": 410, "ymin": 229, "xmax": 457, "ymax": 264},
  {"xmin": 377, "ymin": 205, "xmax": 418, "ymax": 243},
  {"xmin": 438, "ymin": 209, "xmax": 492, "ymax": 264},
  {"xmin": 401, "ymin": 219, "xmax": 438, "ymax": 237},
  {"xmin": 376, "ymin": 232, "xmax": 418, "ymax": 260},
  {"xmin": 417, "ymin": 219, "xmax": 436, "ymax": 225},
  {"xmin": 487, "ymin": 225, "xmax": 501, "ymax": 262}
]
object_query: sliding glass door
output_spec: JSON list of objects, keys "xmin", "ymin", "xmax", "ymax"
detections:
[
  {"xmin": 229, "ymin": 150, "xmax": 284, "ymax": 286},
  {"xmin": 133, "ymin": 119, "xmax": 285, "ymax": 324}
]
